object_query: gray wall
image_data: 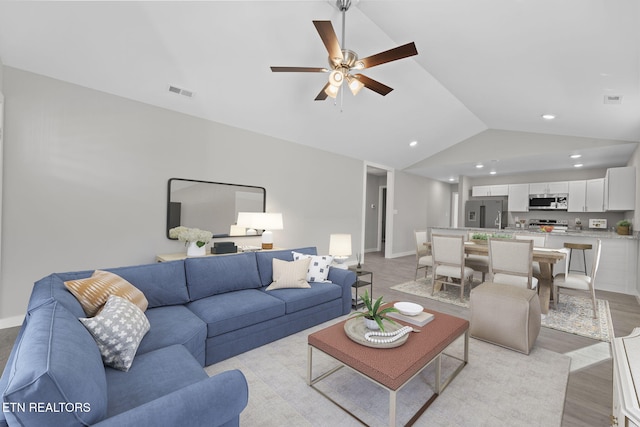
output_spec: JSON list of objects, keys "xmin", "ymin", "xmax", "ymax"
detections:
[
  {"xmin": 391, "ymin": 171, "xmax": 452, "ymax": 257},
  {"xmin": 0, "ymin": 67, "xmax": 364, "ymax": 321}
]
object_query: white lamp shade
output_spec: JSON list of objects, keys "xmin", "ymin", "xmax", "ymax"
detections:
[
  {"xmin": 236, "ymin": 212, "xmax": 257, "ymax": 228},
  {"xmin": 329, "ymin": 234, "xmax": 352, "ymax": 257}
]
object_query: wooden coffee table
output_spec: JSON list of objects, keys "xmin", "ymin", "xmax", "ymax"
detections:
[{"xmin": 307, "ymin": 305, "xmax": 469, "ymax": 426}]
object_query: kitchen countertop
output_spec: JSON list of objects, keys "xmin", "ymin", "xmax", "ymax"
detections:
[{"xmin": 430, "ymin": 226, "xmax": 639, "ymax": 240}]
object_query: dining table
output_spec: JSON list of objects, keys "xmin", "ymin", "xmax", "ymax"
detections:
[{"xmin": 425, "ymin": 241, "xmax": 568, "ymax": 314}]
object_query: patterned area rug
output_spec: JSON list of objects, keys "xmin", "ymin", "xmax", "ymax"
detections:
[
  {"xmin": 391, "ymin": 278, "xmax": 614, "ymax": 342},
  {"xmin": 206, "ymin": 315, "xmax": 570, "ymax": 426}
]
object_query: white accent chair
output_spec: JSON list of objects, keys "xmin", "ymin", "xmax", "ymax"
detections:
[
  {"xmin": 488, "ymin": 238, "xmax": 538, "ymax": 290},
  {"xmin": 432, "ymin": 234, "xmax": 475, "ymax": 302},
  {"xmin": 414, "ymin": 230, "xmax": 432, "ymax": 281},
  {"xmin": 514, "ymin": 233, "xmax": 547, "ymax": 278},
  {"xmin": 554, "ymin": 239, "xmax": 601, "ymax": 318}
]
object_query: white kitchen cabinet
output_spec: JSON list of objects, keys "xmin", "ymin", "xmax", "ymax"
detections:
[
  {"xmin": 508, "ymin": 184, "xmax": 529, "ymax": 212},
  {"xmin": 612, "ymin": 328, "xmax": 640, "ymax": 427},
  {"xmin": 586, "ymin": 178, "xmax": 605, "ymax": 212},
  {"xmin": 528, "ymin": 181, "xmax": 569, "ymax": 194},
  {"xmin": 472, "ymin": 184, "xmax": 508, "ymax": 197},
  {"xmin": 605, "ymin": 166, "xmax": 636, "ymax": 211},
  {"xmin": 568, "ymin": 180, "xmax": 587, "ymax": 212}
]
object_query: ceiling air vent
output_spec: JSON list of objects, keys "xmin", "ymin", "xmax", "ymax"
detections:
[
  {"xmin": 604, "ymin": 95, "xmax": 623, "ymax": 105},
  {"xmin": 168, "ymin": 85, "xmax": 194, "ymax": 98}
]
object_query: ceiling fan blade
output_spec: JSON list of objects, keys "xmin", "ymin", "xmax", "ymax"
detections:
[
  {"xmin": 270, "ymin": 66, "xmax": 328, "ymax": 73},
  {"xmin": 354, "ymin": 74, "xmax": 393, "ymax": 96},
  {"xmin": 314, "ymin": 83, "xmax": 330, "ymax": 101},
  {"xmin": 313, "ymin": 20, "xmax": 343, "ymax": 62},
  {"xmin": 359, "ymin": 42, "xmax": 418, "ymax": 69}
]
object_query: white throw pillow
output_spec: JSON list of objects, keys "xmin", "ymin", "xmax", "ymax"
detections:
[
  {"xmin": 292, "ymin": 251, "xmax": 333, "ymax": 283},
  {"xmin": 266, "ymin": 258, "xmax": 311, "ymax": 290}
]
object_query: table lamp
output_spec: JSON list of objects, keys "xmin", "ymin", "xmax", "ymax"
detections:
[
  {"xmin": 236, "ymin": 212, "xmax": 258, "ymax": 235},
  {"xmin": 251, "ymin": 213, "xmax": 284, "ymax": 249},
  {"xmin": 329, "ymin": 234, "xmax": 352, "ymax": 269}
]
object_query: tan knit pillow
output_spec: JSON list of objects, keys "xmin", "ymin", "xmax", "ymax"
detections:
[
  {"xmin": 266, "ymin": 258, "xmax": 311, "ymax": 290},
  {"xmin": 64, "ymin": 270, "xmax": 148, "ymax": 317}
]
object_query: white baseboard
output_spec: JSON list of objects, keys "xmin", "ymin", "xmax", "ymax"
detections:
[
  {"xmin": 387, "ymin": 250, "xmax": 414, "ymax": 259},
  {"xmin": 0, "ymin": 315, "xmax": 24, "ymax": 330}
]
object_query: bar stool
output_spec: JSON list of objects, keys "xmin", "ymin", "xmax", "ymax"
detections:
[{"xmin": 563, "ymin": 242, "xmax": 593, "ymax": 275}]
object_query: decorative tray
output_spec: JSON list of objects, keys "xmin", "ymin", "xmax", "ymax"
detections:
[{"xmin": 344, "ymin": 318, "xmax": 409, "ymax": 349}]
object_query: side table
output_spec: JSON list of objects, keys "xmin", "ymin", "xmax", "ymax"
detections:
[{"xmin": 349, "ymin": 268, "xmax": 373, "ymax": 309}]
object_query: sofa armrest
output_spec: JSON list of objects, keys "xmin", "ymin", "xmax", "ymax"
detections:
[
  {"xmin": 93, "ymin": 370, "xmax": 248, "ymax": 427},
  {"xmin": 328, "ymin": 267, "xmax": 356, "ymax": 315}
]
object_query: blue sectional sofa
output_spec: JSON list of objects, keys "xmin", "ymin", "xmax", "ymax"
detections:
[{"xmin": 0, "ymin": 247, "xmax": 355, "ymax": 426}]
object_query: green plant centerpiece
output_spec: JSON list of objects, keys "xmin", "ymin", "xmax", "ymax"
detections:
[
  {"xmin": 350, "ymin": 290, "xmax": 399, "ymax": 331},
  {"xmin": 471, "ymin": 233, "xmax": 489, "ymax": 244},
  {"xmin": 616, "ymin": 219, "xmax": 632, "ymax": 235}
]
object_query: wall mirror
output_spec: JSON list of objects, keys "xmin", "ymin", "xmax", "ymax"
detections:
[{"xmin": 167, "ymin": 178, "xmax": 266, "ymax": 238}]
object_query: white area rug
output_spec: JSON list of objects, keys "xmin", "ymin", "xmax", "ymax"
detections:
[
  {"xmin": 392, "ymin": 278, "xmax": 614, "ymax": 342},
  {"xmin": 206, "ymin": 315, "xmax": 570, "ymax": 427}
]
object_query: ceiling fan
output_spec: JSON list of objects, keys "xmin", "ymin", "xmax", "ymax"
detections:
[{"xmin": 270, "ymin": 0, "xmax": 418, "ymax": 101}]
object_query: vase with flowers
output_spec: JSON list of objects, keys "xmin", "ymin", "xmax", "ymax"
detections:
[{"xmin": 169, "ymin": 226, "xmax": 213, "ymax": 257}]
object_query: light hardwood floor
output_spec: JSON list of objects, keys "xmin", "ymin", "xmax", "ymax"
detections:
[
  {"xmin": 0, "ymin": 251, "xmax": 637, "ymax": 426},
  {"xmin": 361, "ymin": 251, "xmax": 640, "ymax": 427}
]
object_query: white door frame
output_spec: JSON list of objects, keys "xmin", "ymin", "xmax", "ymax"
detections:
[{"xmin": 362, "ymin": 161, "xmax": 395, "ymax": 262}]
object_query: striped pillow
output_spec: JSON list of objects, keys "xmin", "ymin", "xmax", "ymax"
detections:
[
  {"xmin": 64, "ymin": 270, "xmax": 148, "ymax": 317},
  {"xmin": 266, "ymin": 258, "xmax": 311, "ymax": 290}
]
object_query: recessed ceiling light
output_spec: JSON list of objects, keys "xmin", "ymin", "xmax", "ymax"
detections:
[
  {"xmin": 574, "ymin": 163, "xmax": 583, "ymax": 168},
  {"xmin": 541, "ymin": 114, "xmax": 556, "ymax": 120},
  {"xmin": 448, "ymin": 178, "xmax": 455, "ymax": 182},
  {"xmin": 409, "ymin": 140, "xmax": 418, "ymax": 147},
  {"xmin": 489, "ymin": 171, "xmax": 497, "ymax": 175},
  {"xmin": 570, "ymin": 154, "xmax": 582, "ymax": 159},
  {"xmin": 475, "ymin": 164, "xmax": 484, "ymax": 169}
]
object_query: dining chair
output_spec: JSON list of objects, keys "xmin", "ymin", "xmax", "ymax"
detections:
[
  {"xmin": 465, "ymin": 232, "xmax": 489, "ymax": 282},
  {"xmin": 414, "ymin": 230, "xmax": 432, "ymax": 281},
  {"xmin": 553, "ymin": 239, "xmax": 601, "ymax": 318},
  {"xmin": 514, "ymin": 233, "xmax": 547, "ymax": 279},
  {"xmin": 488, "ymin": 237, "xmax": 538, "ymax": 290},
  {"xmin": 431, "ymin": 234, "xmax": 475, "ymax": 302}
]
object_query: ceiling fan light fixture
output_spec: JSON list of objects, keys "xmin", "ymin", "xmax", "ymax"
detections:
[
  {"xmin": 324, "ymin": 83, "xmax": 340, "ymax": 99},
  {"xmin": 347, "ymin": 75, "xmax": 364, "ymax": 95},
  {"xmin": 329, "ymin": 69, "xmax": 344, "ymax": 86}
]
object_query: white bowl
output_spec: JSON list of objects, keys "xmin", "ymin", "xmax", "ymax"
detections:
[{"xmin": 394, "ymin": 302, "xmax": 423, "ymax": 316}]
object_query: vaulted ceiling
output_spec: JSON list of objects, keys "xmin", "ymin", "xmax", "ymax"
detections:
[{"xmin": 0, "ymin": 0, "xmax": 638, "ymax": 182}]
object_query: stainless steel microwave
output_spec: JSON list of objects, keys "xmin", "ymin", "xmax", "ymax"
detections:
[{"xmin": 528, "ymin": 194, "xmax": 568, "ymax": 210}]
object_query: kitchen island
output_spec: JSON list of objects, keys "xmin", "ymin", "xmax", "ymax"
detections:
[{"xmin": 429, "ymin": 227, "xmax": 639, "ymax": 296}]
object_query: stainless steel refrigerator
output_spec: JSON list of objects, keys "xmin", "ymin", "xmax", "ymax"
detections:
[{"xmin": 464, "ymin": 199, "xmax": 507, "ymax": 229}]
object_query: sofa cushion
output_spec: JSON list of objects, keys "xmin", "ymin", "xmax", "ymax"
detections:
[
  {"xmin": 80, "ymin": 295, "xmax": 150, "ymax": 372},
  {"xmin": 265, "ymin": 258, "xmax": 311, "ymax": 290},
  {"xmin": 187, "ymin": 289, "xmax": 285, "ymax": 337},
  {"xmin": 185, "ymin": 252, "xmax": 262, "ymax": 300},
  {"xmin": 2, "ymin": 299, "xmax": 107, "ymax": 426},
  {"xmin": 138, "ymin": 305, "xmax": 207, "ymax": 366},
  {"xmin": 262, "ymin": 281, "xmax": 343, "ymax": 314},
  {"xmin": 104, "ymin": 344, "xmax": 208, "ymax": 418},
  {"xmin": 106, "ymin": 260, "xmax": 190, "ymax": 308},
  {"xmin": 292, "ymin": 251, "xmax": 333, "ymax": 283},
  {"xmin": 255, "ymin": 247, "xmax": 317, "ymax": 287},
  {"xmin": 64, "ymin": 270, "xmax": 148, "ymax": 317},
  {"xmin": 27, "ymin": 274, "xmax": 86, "ymax": 318}
]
